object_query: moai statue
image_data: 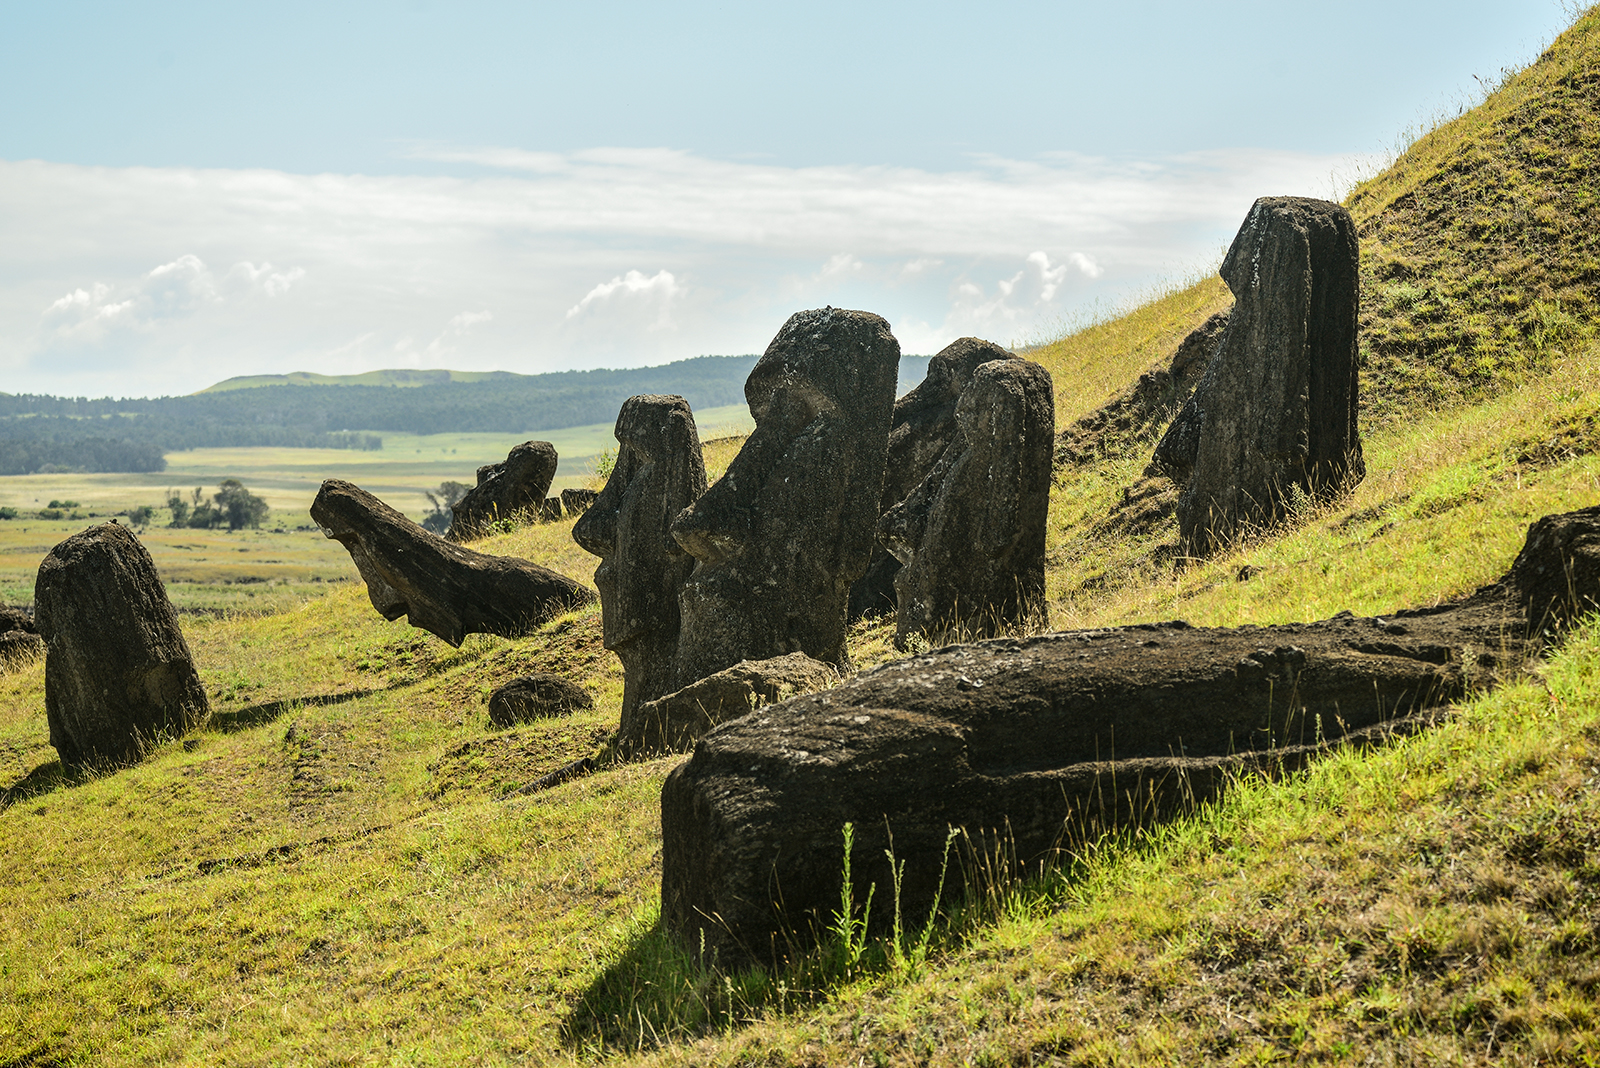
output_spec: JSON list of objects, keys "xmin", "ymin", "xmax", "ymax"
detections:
[
  {"xmin": 879, "ymin": 358, "xmax": 1055, "ymax": 646},
  {"xmin": 449, "ymin": 440, "xmax": 559, "ymax": 540},
  {"xmin": 1152, "ymin": 196, "xmax": 1363, "ymax": 555},
  {"xmin": 572, "ymin": 395, "xmax": 707, "ymax": 732},
  {"xmin": 848, "ymin": 337, "xmax": 1019, "ymax": 620},
  {"xmin": 671, "ymin": 307, "xmax": 899, "ymax": 684},
  {"xmin": 34, "ymin": 523, "xmax": 210, "ymax": 769}
]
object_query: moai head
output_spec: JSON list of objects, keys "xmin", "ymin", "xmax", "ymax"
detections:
[
  {"xmin": 670, "ymin": 307, "xmax": 899, "ymax": 685},
  {"xmin": 880, "ymin": 357, "xmax": 1055, "ymax": 646},
  {"xmin": 572, "ymin": 395, "xmax": 706, "ymax": 724}
]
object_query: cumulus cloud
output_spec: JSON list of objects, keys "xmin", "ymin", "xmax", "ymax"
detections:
[{"xmin": 566, "ymin": 269, "xmax": 682, "ymax": 329}]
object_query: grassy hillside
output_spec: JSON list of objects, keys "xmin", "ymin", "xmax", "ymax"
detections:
[
  {"xmin": 2, "ymin": 8, "xmax": 1599, "ymax": 1065},
  {"xmin": 198, "ymin": 368, "xmax": 532, "ymax": 392}
]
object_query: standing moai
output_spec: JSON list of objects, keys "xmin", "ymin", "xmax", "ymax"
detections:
[
  {"xmin": 34, "ymin": 523, "xmax": 210, "ymax": 769},
  {"xmin": 449, "ymin": 440, "xmax": 559, "ymax": 540},
  {"xmin": 571, "ymin": 395, "xmax": 707, "ymax": 733},
  {"xmin": 1151, "ymin": 195, "xmax": 1363, "ymax": 555},
  {"xmin": 671, "ymin": 307, "xmax": 899, "ymax": 684},
  {"xmin": 879, "ymin": 358, "xmax": 1055, "ymax": 645},
  {"xmin": 848, "ymin": 337, "xmax": 1019, "ymax": 620}
]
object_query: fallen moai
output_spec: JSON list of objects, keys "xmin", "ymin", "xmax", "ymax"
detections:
[
  {"xmin": 617, "ymin": 652, "xmax": 834, "ymax": 758},
  {"xmin": 450, "ymin": 440, "xmax": 559, "ymax": 540},
  {"xmin": 661, "ymin": 506, "xmax": 1600, "ymax": 967},
  {"xmin": 880, "ymin": 358, "xmax": 1055, "ymax": 645},
  {"xmin": 488, "ymin": 674, "xmax": 594, "ymax": 727},
  {"xmin": 572, "ymin": 395, "xmax": 707, "ymax": 732},
  {"xmin": 1152, "ymin": 196, "xmax": 1363, "ymax": 555},
  {"xmin": 671, "ymin": 307, "xmax": 899, "ymax": 684},
  {"xmin": 850, "ymin": 337, "xmax": 1018, "ymax": 620},
  {"xmin": 34, "ymin": 523, "xmax": 210, "ymax": 769},
  {"xmin": 311, "ymin": 479, "xmax": 594, "ymax": 646}
]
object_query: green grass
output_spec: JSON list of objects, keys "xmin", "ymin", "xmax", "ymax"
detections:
[{"xmin": 3, "ymin": 9, "xmax": 1600, "ymax": 1064}]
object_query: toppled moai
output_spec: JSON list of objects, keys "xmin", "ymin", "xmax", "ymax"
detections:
[
  {"xmin": 1152, "ymin": 196, "xmax": 1362, "ymax": 555},
  {"xmin": 34, "ymin": 523, "xmax": 209, "ymax": 769},
  {"xmin": 449, "ymin": 440, "xmax": 559, "ymax": 540},
  {"xmin": 671, "ymin": 308, "xmax": 899, "ymax": 684},
  {"xmin": 572, "ymin": 395, "xmax": 707, "ymax": 732},
  {"xmin": 879, "ymin": 358, "xmax": 1055, "ymax": 645},
  {"xmin": 617, "ymin": 652, "xmax": 834, "ymax": 757},
  {"xmin": 849, "ymin": 337, "xmax": 1019, "ymax": 620},
  {"xmin": 312, "ymin": 479, "xmax": 594, "ymax": 646},
  {"xmin": 661, "ymin": 505, "xmax": 1600, "ymax": 968}
]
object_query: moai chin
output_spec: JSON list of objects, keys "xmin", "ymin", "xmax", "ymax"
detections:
[
  {"xmin": 880, "ymin": 357, "xmax": 1055, "ymax": 646},
  {"xmin": 571, "ymin": 395, "xmax": 707, "ymax": 732},
  {"xmin": 1154, "ymin": 195, "xmax": 1363, "ymax": 556},
  {"xmin": 671, "ymin": 307, "xmax": 899, "ymax": 686}
]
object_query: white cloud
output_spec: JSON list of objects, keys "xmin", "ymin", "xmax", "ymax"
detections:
[{"xmin": 0, "ymin": 147, "xmax": 1373, "ymax": 395}]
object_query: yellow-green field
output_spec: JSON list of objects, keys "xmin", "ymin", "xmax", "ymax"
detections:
[{"xmin": 0, "ymin": 403, "xmax": 756, "ymax": 523}]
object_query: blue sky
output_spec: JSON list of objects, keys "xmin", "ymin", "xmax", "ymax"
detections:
[{"xmin": 0, "ymin": 1, "xmax": 1577, "ymax": 397}]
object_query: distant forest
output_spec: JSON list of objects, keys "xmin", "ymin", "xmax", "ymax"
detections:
[{"xmin": 0, "ymin": 355, "xmax": 762, "ymax": 475}]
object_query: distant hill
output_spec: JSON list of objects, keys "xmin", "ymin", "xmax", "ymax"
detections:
[{"xmin": 199, "ymin": 368, "xmax": 530, "ymax": 392}]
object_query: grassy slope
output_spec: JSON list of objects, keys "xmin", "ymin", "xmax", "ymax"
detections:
[{"xmin": 2, "ymin": 9, "xmax": 1599, "ymax": 1066}]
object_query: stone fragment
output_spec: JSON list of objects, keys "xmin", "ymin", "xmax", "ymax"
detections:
[
  {"xmin": 879, "ymin": 358, "xmax": 1055, "ymax": 645},
  {"xmin": 561, "ymin": 488, "xmax": 598, "ymax": 517},
  {"xmin": 850, "ymin": 337, "xmax": 1018, "ymax": 620},
  {"xmin": 672, "ymin": 308, "xmax": 899, "ymax": 684},
  {"xmin": 33, "ymin": 523, "xmax": 209, "ymax": 769},
  {"xmin": 0, "ymin": 604, "xmax": 43, "ymax": 670},
  {"xmin": 311, "ymin": 479, "xmax": 594, "ymax": 646},
  {"xmin": 661, "ymin": 505, "xmax": 1600, "ymax": 966},
  {"xmin": 619, "ymin": 652, "xmax": 835, "ymax": 757},
  {"xmin": 572, "ymin": 395, "xmax": 707, "ymax": 730},
  {"xmin": 449, "ymin": 440, "xmax": 559, "ymax": 540},
  {"xmin": 487, "ymin": 674, "xmax": 594, "ymax": 727},
  {"xmin": 1152, "ymin": 197, "xmax": 1363, "ymax": 554},
  {"xmin": 541, "ymin": 497, "xmax": 564, "ymax": 522}
]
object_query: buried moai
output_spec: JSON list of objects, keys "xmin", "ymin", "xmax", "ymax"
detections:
[
  {"xmin": 879, "ymin": 357, "xmax": 1055, "ymax": 645},
  {"xmin": 849, "ymin": 337, "xmax": 1019, "ymax": 620},
  {"xmin": 661, "ymin": 505, "xmax": 1600, "ymax": 967},
  {"xmin": 34, "ymin": 523, "xmax": 210, "ymax": 769},
  {"xmin": 571, "ymin": 395, "xmax": 707, "ymax": 732},
  {"xmin": 1152, "ymin": 196, "xmax": 1363, "ymax": 555},
  {"xmin": 449, "ymin": 440, "xmax": 559, "ymax": 540},
  {"xmin": 670, "ymin": 307, "xmax": 899, "ymax": 684}
]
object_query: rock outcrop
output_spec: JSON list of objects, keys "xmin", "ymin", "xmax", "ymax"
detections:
[
  {"xmin": 880, "ymin": 358, "xmax": 1055, "ymax": 644},
  {"xmin": 311, "ymin": 479, "xmax": 594, "ymax": 646},
  {"xmin": 849, "ymin": 337, "xmax": 1018, "ymax": 620},
  {"xmin": 34, "ymin": 523, "xmax": 209, "ymax": 769},
  {"xmin": 618, "ymin": 652, "xmax": 835, "ymax": 757},
  {"xmin": 671, "ymin": 308, "xmax": 899, "ymax": 684},
  {"xmin": 661, "ymin": 506, "xmax": 1600, "ymax": 967},
  {"xmin": 449, "ymin": 440, "xmax": 559, "ymax": 540},
  {"xmin": 1152, "ymin": 197, "xmax": 1363, "ymax": 555},
  {"xmin": 487, "ymin": 674, "xmax": 594, "ymax": 727},
  {"xmin": 572, "ymin": 395, "xmax": 707, "ymax": 731}
]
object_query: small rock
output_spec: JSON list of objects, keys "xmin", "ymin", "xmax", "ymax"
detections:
[
  {"xmin": 488, "ymin": 675, "xmax": 594, "ymax": 727},
  {"xmin": 619, "ymin": 652, "xmax": 835, "ymax": 757}
]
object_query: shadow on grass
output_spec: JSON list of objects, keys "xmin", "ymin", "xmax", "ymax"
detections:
[
  {"xmin": 0, "ymin": 758, "xmax": 78, "ymax": 811},
  {"xmin": 209, "ymin": 689, "xmax": 375, "ymax": 734}
]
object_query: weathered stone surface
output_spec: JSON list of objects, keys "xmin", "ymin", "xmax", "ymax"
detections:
[
  {"xmin": 561, "ymin": 488, "xmax": 598, "ymax": 517},
  {"xmin": 541, "ymin": 497, "xmax": 564, "ymax": 522},
  {"xmin": 619, "ymin": 652, "xmax": 835, "ymax": 757},
  {"xmin": 450, "ymin": 440, "xmax": 559, "ymax": 540},
  {"xmin": 572, "ymin": 395, "xmax": 707, "ymax": 731},
  {"xmin": 1057, "ymin": 310, "xmax": 1229, "ymax": 469},
  {"xmin": 33, "ymin": 523, "xmax": 209, "ymax": 769},
  {"xmin": 1152, "ymin": 197, "xmax": 1363, "ymax": 554},
  {"xmin": 0, "ymin": 605, "xmax": 35, "ymax": 634},
  {"xmin": 661, "ymin": 505, "xmax": 1600, "ymax": 966},
  {"xmin": 672, "ymin": 308, "xmax": 899, "ymax": 684},
  {"xmin": 311, "ymin": 479, "xmax": 594, "ymax": 646},
  {"xmin": 850, "ymin": 337, "xmax": 1018, "ymax": 620},
  {"xmin": 0, "ymin": 605, "xmax": 44, "ymax": 670},
  {"xmin": 880, "ymin": 358, "xmax": 1055, "ymax": 645},
  {"xmin": 487, "ymin": 674, "xmax": 594, "ymax": 727}
]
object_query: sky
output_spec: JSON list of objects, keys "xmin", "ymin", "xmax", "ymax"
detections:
[{"xmin": 0, "ymin": 1, "xmax": 1579, "ymax": 398}]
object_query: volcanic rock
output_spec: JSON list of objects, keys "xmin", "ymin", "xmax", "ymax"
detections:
[
  {"xmin": 450, "ymin": 440, "xmax": 559, "ymax": 539},
  {"xmin": 619, "ymin": 652, "xmax": 835, "ymax": 757},
  {"xmin": 487, "ymin": 674, "xmax": 594, "ymax": 727}
]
